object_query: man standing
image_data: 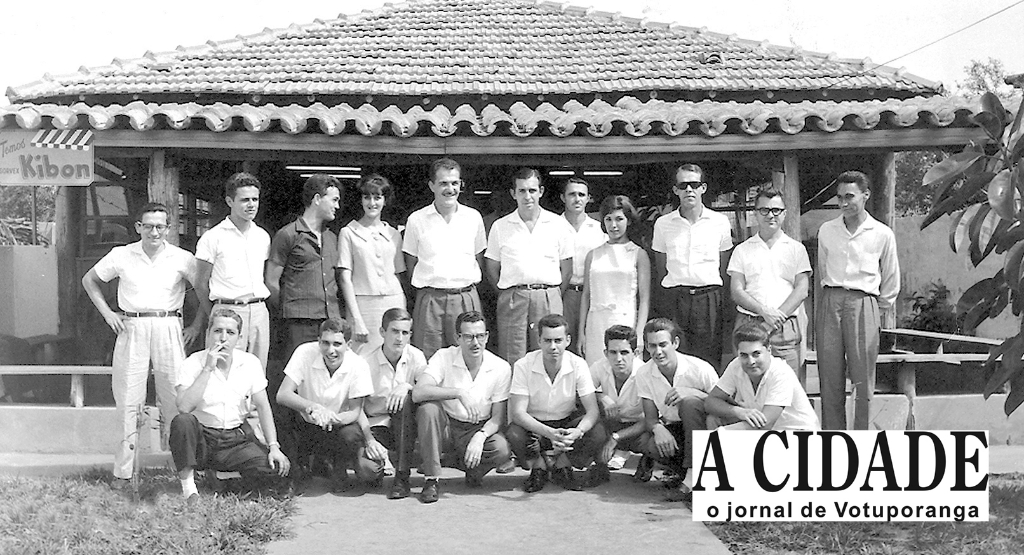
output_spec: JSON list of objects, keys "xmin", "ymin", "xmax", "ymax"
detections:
[
  {"xmin": 561, "ymin": 178, "xmax": 606, "ymax": 355},
  {"xmin": 404, "ymin": 158, "xmax": 487, "ymax": 360},
  {"xmin": 635, "ymin": 318, "xmax": 718, "ymax": 501},
  {"xmin": 727, "ymin": 189, "xmax": 811, "ymax": 385},
  {"xmin": 411, "ymin": 311, "xmax": 512, "ymax": 503},
  {"xmin": 651, "ymin": 163, "xmax": 733, "ymax": 369},
  {"xmin": 587, "ymin": 325, "xmax": 646, "ymax": 486},
  {"xmin": 170, "ymin": 309, "xmax": 290, "ymax": 501},
  {"xmin": 361, "ymin": 308, "xmax": 427, "ymax": 500},
  {"xmin": 507, "ymin": 314, "xmax": 606, "ymax": 493},
  {"xmin": 82, "ymin": 202, "xmax": 203, "ymax": 490},
  {"xmin": 195, "ymin": 172, "xmax": 272, "ymax": 369},
  {"xmin": 276, "ymin": 318, "xmax": 385, "ymax": 491},
  {"xmin": 816, "ymin": 170, "xmax": 900, "ymax": 430},
  {"xmin": 485, "ymin": 168, "xmax": 574, "ymax": 364},
  {"xmin": 266, "ymin": 174, "xmax": 343, "ymax": 358}
]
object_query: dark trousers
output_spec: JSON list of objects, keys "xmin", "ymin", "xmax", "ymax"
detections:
[
  {"xmin": 169, "ymin": 413, "xmax": 278, "ymax": 477},
  {"xmin": 638, "ymin": 396, "xmax": 707, "ymax": 472},
  {"xmin": 294, "ymin": 417, "xmax": 382, "ymax": 482},
  {"xmin": 416, "ymin": 401, "xmax": 511, "ymax": 477},
  {"xmin": 670, "ymin": 285, "xmax": 723, "ymax": 370},
  {"xmin": 369, "ymin": 393, "xmax": 416, "ymax": 477},
  {"xmin": 506, "ymin": 412, "xmax": 607, "ymax": 469}
]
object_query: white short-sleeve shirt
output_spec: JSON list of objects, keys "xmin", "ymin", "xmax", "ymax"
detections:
[
  {"xmin": 422, "ymin": 346, "xmax": 512, "ymax": 423},
  {"xmin": 715, "ymin": 357, "xmax": 819, "ymax": 431},
  {"xmin": 403, "ymin": 203, "xmax": 486, "ymax": 289},
  {"xmin": 283, "ymin": 342, "xmax": 373, "ymax": 423},
  {"xmin": 635, "ymin": 352, "xmax": 718, "ymax": 422},
  {"xmin": 362, "ymin": 345, "xmax": 427, "ymax": 426},
  {"xmin": 510, "ymin": 350, "xmax": 595, "ymax": 421},
  {"xmin": 589, "ymin": 357, "xmax": 644, "ymax": 422},
  {"xmin": 485, "ymin": 209, "xmax": 574, "ymax": 289},
  {"xmin": 176, "ymin": 350, "xmax": 267, "ymax": 429},
  {"xmin": 568, "ymin": 215, "xmax": 608, "ymax": 284},
  {"xmin": 727, "ymin": 232, "xmax": 811, "ymax": 316},
  {"xmin": 195, "ymin": 217, "xmax": 272, "ymax": 301},
  {"xmin": 651, "ymin": 208, "xmax": 733, "ymax": 287},
  {"xmin": 92, "ymin": 241, "xmax": 197, "ymax": 312}
]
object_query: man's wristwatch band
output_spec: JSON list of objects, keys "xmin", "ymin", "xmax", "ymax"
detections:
[{"xmin": 611, "ymin": 432, "xmax": 621, "ymax": 443}]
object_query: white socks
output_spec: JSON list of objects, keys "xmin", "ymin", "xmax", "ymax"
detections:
[{"xmin": 180, "ymin": 474, "xmax": 198, "ymax": 498}]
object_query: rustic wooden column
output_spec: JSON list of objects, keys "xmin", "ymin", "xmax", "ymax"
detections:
[
  {"xmin": 54, "ymin": 186, "xmax": 84, "ymax": 335},
  {"xmin": 782, "ymin": 156, "xmax": 802, "ymax": 240},
  {"xmin": 147, "ymin": 150, "xmax": 180, "ymax": 246}
]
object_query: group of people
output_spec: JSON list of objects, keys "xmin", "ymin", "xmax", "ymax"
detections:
[{"xmin": 82, "ymin": 157, "xmax": 899, "ymax": 504}]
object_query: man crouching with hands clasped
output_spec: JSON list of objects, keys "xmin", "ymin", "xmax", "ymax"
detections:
[{"xmin": 169, "ymin": 309, "xmax": 290, "ymax": 502}]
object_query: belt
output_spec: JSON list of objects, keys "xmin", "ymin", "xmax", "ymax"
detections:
[
  {"xmin": 672, "ymin": 284, "xmax": 720, "ymax": 296},
  {"xmin": 214, "ymin": 298, "xmax": 267, "ymax": 306},
  {"xmin": 512, "ymin": 283, "xmax": 558, "ymax": 290},
  {"xmin": 823, "ymin": 285, "xmax": 874, "ymax": 296},
  {"xmin": 123, "ymin": 310, "xmax": 181, "ymax": 318},
  {"xmin": 566, "ymin": 284, "xmax": 584, "ymax": 292},
  {"xmin": 426, "ymin": 284, "xmax": 476, "ymax": 295}
]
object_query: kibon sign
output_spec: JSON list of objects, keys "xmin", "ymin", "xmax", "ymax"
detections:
[{"xmin": 0, "ymin": 130, "xmax": 94, "ymax": 186}]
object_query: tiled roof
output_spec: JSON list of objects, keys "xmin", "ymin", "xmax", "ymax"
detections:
[
  {"xmin": 7, "ymin": 0, "xmax": 939, "ymax": 103},
  {"xmin": 0, "ymin": 95, "xmax": 978, "ymax": 138}
]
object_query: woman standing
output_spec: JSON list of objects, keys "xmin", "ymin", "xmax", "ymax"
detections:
[
  {"xmin": 578, "ymin": 195, "xmax": 651, "ymax": 366},
  {"xmin": 338, "ymin": 174, "xmax": 406, "ymax": 354}
]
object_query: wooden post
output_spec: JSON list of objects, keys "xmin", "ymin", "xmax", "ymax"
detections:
[
  {"xmin": 782, "ymin": 156, "xmax": 801, "ymax": 240},
  {"xmin": 148, "ymin": 150, "xmax": 180, "ymax": 246},
  {"xmin": 54, "ymin": 187, "xmax": 84, "ymax": 336}
]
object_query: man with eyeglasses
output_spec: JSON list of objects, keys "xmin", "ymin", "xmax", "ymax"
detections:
[
  {"xmin": 82, "ymin": 202, "xmax": 203, "ymax": 491},
  {"xmin": 727, "ymin": 189, "xmax": 811, "ymax": 386},
  {"xmin": 485, "ymin": 168, "xmax": 574, "ymax": 364},
  {"xmin": 404, "ymin": 158, "xmax": 487, "ymax": 360},
  {"xmin": 411, "ymin": 311, "xmax": 512, "ymax": 503},
  {"xmin": 651, "ymin": 163, "xmax": 733, "ymax": 369}
]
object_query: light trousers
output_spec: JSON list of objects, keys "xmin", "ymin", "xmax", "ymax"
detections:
[{"xmin": 816, "ymin": 287, "xmax": 880, "ymax": 430}]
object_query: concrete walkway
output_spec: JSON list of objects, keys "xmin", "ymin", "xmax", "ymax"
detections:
[{"xmin": 267, "ymin": 465, "xmax": 729, "ymax": 555}]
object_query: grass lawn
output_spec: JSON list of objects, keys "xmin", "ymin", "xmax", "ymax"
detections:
[
  {"xmin": 706, "ymin": 473, "xmax": 1024, "ymax": 554},
  {"xmin": 0, "ymin": 468, "xmax": 294, "ymax": 555}
]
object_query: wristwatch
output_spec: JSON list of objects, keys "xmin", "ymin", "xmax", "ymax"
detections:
[{"xmin": 611, "ymin": 432, "xmax": 621, "ymax": 444}]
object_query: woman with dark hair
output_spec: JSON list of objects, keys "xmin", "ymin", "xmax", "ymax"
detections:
[
  {"xmin": 337, "ymin": 174, "xmax": 406, "ymax": 354},
  {"xmin": 578, "ymin": 195, "xmax": 651, "ymax": 366}
]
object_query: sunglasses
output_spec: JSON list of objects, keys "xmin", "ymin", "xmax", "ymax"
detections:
[{"xmin": 675, "ymin": 181, "xmax": 705, "ymax": 191}]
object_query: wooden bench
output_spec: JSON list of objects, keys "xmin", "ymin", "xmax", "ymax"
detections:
[{"xmin": 0, "ymin": 365, "xmax": 113, "ymax": 407}]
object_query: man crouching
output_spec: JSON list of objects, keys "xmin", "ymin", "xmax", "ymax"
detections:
[{"xmin": 170, "ymin": 309, "xmax": 290, "ymax": 502}]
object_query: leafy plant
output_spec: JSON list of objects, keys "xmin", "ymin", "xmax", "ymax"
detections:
[
  {"xmin": 921, "ymin": 91, "xmax": 1024, "ymax": 415},
  {"xmin": 905, "ymin": 282, "xmax": 958, "ymax": 333}
]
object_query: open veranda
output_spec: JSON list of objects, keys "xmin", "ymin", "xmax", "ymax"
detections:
[{"xmin": 2, "ymin": 467, "xmax": 1022, "ymax": 555}]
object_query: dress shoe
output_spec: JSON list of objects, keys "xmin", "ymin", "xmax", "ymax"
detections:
[
  {"xmin": 387, "ymin": 477, "xmax": 411, "ymax": 500},
  {"xmin": 522, "ymin": 469, "xmax": 548, "ymax": 493},
  {"xmin": 110, "ymin": 478, "xmax": 132, "ymax": 491},
  {"xmin": 552, "ymin": 468, "xmax": 582, "ymax": 491},
  {"xmin": 205, "ymin": 471, "xmax": 226, "ymax": 493},
  {"xmin": 186, "ymin": 493, "xmax": 200, "ymax": 506},
  {"xmin": 330, "ymin": 470, "xmax": 356, "ymax": 493},
  {"xmin": 419, "ymin": 479, "xmax": 440, "ymax": 503},
  {"xmin": 495, "ymin": 457, "xmax": 516, "ymax": 474},
  {"xmin": 633, "ymin": 455, "xmax": 655, "ymax": 483},
  {"xmin": 664, "ymin": 482, "xmax": 692, "ymax": 503},
  {"xmin": 581, "ymin": 464, "xmax": 611, "ymax": 488},
  {"xmin": 464, "ymin": 470, "xmax": 485, "ymax": 489}
]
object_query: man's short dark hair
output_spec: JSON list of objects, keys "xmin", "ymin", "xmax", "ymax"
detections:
[
  {"xmin": 754, "ymin": 188, "xmax": 784, "ymax": 207},
  {"xmin": 301, "ymin": 174, "xmax": 342, "ymax": 208},
  {"xmin": 208, "ymin": 308, "xmax": 242, "ymax": 333},
  {"xmin": 836, "ymin": 170, "xmax": 871, "ymax": 193},
  {"xmin": 319, "ymin": 317, "xmax": 353, "ymax": 341},
  {"xmin": 511, "ymin": 167, "xmax": 542, "ymax": 189},
  {"xmin": 430, "ymin": 158, "xmax": 461, "ymax": 182},
  {"xmin": 537, "ymin": 313, "xmax": 569, "ymax": 335},
  {"xmin": 224, "ymin": 172, "xmax": 261, "ymax": 199},
  {"xmin": 643, "ymin": 318, "xmax": 679, "ymax": 343},
  {"xmin": 381, "ymin": 307, "xmax": 412, "ymax": 331},
  {"xmin": 562, "ymin": 177, "xmax": 589, "ymax": 195},
  {"xmin": 456, "ymin": 310, "xmax": 486, "ymax": 334},
  {"xmin": 604, "ymin": 325, "xmax": 637, "ymax": 350},
  {"xmin": 733, "ymin": 322, "xmax": 770, "ymax": 349},
  {"xmin": 136, "ymin": 202, "xmax": 169, "ymax": 222},
  {"xmin": 675, "ymin": 163, "xmax": 705, "ymax": 182}
]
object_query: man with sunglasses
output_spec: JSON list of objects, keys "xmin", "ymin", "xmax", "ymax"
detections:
[
  {"xmin": 411, "ymin": 311, "xmax": 512, "ymax": 503},
  {"xmin": 651, "ymin": 164, "xmax": 733, "ymax": 369},
  {"xmin": 727, "ymin": 189, "xmax": 811, "ymax": 386},
  {"xmin": 82, "ymin": 202, "xmax": 203, "ymax": 490}
]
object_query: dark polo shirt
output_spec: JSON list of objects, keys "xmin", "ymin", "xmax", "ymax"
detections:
[{"xmin": 269, "ymin": 217, "xmax": 341, "ymax": 320}]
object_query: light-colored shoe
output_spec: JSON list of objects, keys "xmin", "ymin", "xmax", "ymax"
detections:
[{"xmin": 607, "ymin": 450, "xmax": 629, "ymax": 470}]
